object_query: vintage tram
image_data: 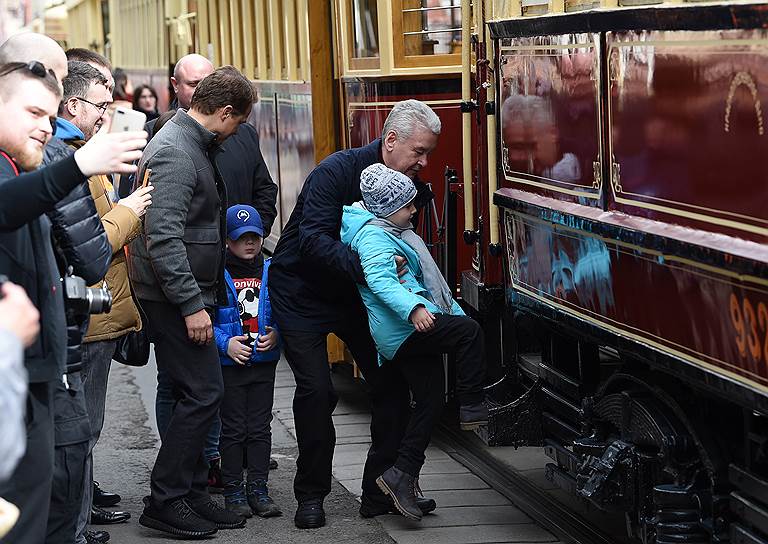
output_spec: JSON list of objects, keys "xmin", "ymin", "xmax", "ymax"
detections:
[{"xmin": 60, "ymin": 0, "xmax": 768, "ymax": 542}]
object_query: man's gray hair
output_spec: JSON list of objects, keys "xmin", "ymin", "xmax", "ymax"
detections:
[
  {"xmin": 63, "ymin": 61, "xmax": 106, "ymax": 102},
  {"xmin": 382, "ymin": 99, "xmax": 441, "ymax": 140}
]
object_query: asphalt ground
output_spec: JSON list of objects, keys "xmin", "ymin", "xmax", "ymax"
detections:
[{"xmin": 92, "ymin": 360, "xmax": 394, "ymax": 544}]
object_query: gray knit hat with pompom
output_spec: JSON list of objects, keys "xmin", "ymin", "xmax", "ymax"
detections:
[{"xmin": 360, "ymin": 163, "xmax": 417, "ymax": 218}]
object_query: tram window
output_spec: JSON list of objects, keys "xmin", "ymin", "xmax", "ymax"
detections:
[
  {"xmin": 394, "ymin": 0, "xmax": 463, "ymax": 67},
  {"xmin": 349, "ymin": 0, "xmax": 381, "ymax": 69}
]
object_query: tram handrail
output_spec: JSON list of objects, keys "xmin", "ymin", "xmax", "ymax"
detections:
[{"xmin": 461, "ymin": 0, "xmax": 475, "ymax": 233}]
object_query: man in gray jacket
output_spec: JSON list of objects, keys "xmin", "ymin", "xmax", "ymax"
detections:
[{"xmin": 127, "ymin": 66, "xmax": 254, "ymax": 539}]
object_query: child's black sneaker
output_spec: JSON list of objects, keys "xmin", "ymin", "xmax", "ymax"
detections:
[
  {"xmin": 188, "ymin": 496, "xmax": 246, "ymax": 529},
  {"xmin": 223, "ymin": 482, "xmax": 253, "ymax": 518},
  {"xmin": 247, "ymin": 480, "xmax": 282, "ymax": 518},
  {"xmin": 459, "ymin": 401, "xmax": 489, "ymax": 430}
]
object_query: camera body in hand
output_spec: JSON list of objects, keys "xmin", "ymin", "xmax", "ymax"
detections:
[{"xmin": 63, "ymin": 274, "xmax": 113, "ymax": 315}]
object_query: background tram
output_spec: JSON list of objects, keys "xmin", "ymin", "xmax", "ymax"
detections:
[{"xmin": 54, "ymin": 0, "xmax": 768, "ymax": 542}]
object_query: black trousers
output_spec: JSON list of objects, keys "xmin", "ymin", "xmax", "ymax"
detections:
[
  {"xmin": 46, "ymin": 372, "xmax": 90, "ymax": 544},
  {"xmin": 280, "ymin": 319, "xmax": 411, "ymax": 504},
  {"xmin": 391, "ymin": 314, "xmax": 486, "ymax": 476},
  {"xmin": 0, "ymin": 381, "xmax": 55, "ymax": 544},
  {"xmin": 220, "ymin": 362, "xmax": 277, "ymax": 485},
  {"xmin": 142, "ymin": 300, "xmax": 224, "ymax": 506}
]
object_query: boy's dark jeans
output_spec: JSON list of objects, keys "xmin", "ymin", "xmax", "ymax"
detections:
[
  {"xmin": 220, "ymin": 362, "xmax": 278, "ymax": 484},
  {"xmin": 392, "ymin": 313, "xmax": 486, "ymax": 477}
]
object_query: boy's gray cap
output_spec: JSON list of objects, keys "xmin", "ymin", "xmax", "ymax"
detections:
[{"xmin": 360, "ymin": 163, "xmax": 417, "ymax": 218}]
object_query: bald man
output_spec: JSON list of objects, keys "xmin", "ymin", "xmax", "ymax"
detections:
[{"xmin": 0, "ymin": 32, "xmax": 67, "ymax": 83}]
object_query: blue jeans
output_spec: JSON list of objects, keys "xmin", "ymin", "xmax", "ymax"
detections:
[{"xmin": 157, "ymin": 364, "xmax": 221, "ymax": 462}]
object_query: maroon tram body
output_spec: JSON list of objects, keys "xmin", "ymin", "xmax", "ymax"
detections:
[{"xmin": 476, "ymin": 5, "xmax": 768, "ymax": 543}]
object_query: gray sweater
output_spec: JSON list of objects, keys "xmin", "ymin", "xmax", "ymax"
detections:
[{"xmin": 127, "ymin": 110, "xmax": 227, "ymax": 316}]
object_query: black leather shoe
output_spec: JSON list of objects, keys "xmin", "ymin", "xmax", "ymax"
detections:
[
  {"xmin": 84, "ymin": 529, "xmax": 110, "ymax": 544},
  {"xmin": 360, "ymin": 495, "xmax": 437, "ymax": 518},
  {"xmin": 90, "ymin": 506, "xmax": 131, "ymax": 525},
  {"xmin": 139, "ymin": 497, "xmax": 217, "ymax": 539},
  {"xmin": 93, "ymin": 481, "xmax": 121, "ymax": 507},
  {"xmin": 294, "ymin": 498, "xmax": 325, "ymax": 529},
  {"xmin": 376, "ymin": 467, "xmax": 422, "ymax": 521}
]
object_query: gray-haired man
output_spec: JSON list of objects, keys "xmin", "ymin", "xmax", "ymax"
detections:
[{"xmin": 269, "ymin": 99, "xmax": 443, "ymax": 528}]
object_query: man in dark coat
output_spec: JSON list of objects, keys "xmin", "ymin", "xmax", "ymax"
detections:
[
  {"xmin": 128, "ymin": 67, "xmax": 255, "ymax": 539},
  {"xmin": 139, "ymin": 54, "xmax": 278, "ymax": 490},
  {"xmin": 0, "ymin": 59, "xmax": 146, "ymax": 544},
  {"xmin": 269, "ymin": 99, "xmax": 442, "ymax": 528}
]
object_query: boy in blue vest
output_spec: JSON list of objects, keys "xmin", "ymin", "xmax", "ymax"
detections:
[
  {"xmin": 340, "ymin": 163, "xmax": 487, "ymax": 521},
  {"xmin": 214, "ymin": 205, "xmax": 282, "ymax": 519}
]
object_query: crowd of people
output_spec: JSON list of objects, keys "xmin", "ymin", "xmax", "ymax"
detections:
[{"xmin": 0, "ymin": 29, "xmax": 488, "ymax": 544}]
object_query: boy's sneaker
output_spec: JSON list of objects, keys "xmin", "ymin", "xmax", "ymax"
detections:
[
  {"xmin": 375, "ymin": 467, "xmax": 422, "ymax": 521},
  {"xmin": 138, "ymin": 497, "xmax": 218, "ymax": 539},
  {"xmin": 207, "ymin": 457, "xmax": 224, "ymax": 493},
  {"xmin": 223, "ymin": 482, "xmax": 253, "ymax": 518},
  {"xmin": 247, "ymin": 480, "xmax": 282, "ymax": 518},
  {"xmin": 189, "ymin": 496, "xmax": 246, "ymax": 529},
  {"xmin": 459, "ymin": 401, "xmax": 489, "ymax": 430}
]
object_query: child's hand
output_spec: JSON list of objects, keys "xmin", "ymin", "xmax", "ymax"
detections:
[
  {"xmin": 409, "ymin": 306, "xmax": 435, "ymax": 332},
  {"xmin": 227, "ymin": 335, "xmax": 252, "ymax": 364},
  {"xmin": 256, "ymin": 326, "xmax": 278, "ymax": 352}
]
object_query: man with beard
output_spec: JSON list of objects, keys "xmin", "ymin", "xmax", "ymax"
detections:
[
  {"xmin": 0, "ymin": 62, "xmax": 147, "ymax": 544},
  {"xmin": 269, "ymin": 99, "xmax": 443, "ymax": 528},
  {"xmin": 43, "ymin": 61, "xmax": 153, "ymax": 544}
]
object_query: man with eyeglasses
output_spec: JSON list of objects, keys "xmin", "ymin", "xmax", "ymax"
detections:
[
  {"xmin": 0, "ymin": 51, "xmax": 148, "ymax": 544},
  {"xmin": 42, "ymin": 61, "xmax": 154, "ymax": 544}
]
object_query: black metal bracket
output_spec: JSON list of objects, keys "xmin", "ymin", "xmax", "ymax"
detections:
[
  {"xmin": 460, "ymin": 100, "xmax": 478, "ymax": 113},
  {"xmin": 485, "ymin": 101, "xmax": 496, "ymax": 115},
  {"xmin": 489, "ymin": 243, "xmax": 502, "ymax": 257},
  {"xmin": 463, "ymin": 229, "xmax": 478, "ymax": 244}
]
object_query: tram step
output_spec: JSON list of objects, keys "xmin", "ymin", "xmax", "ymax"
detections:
[
  {"xmin": 473, "ymin": 379, "xmax": 544, "ymax": 448},
  {"xmin": 731, "ymin": 492, "xmax": 768, "ymax": 539},
  {"xmin": 731, "ymin": 523, "xmax": 768, "ymax": 544},
  {"xmin": 518, "ymin": 354, "xmax": 582, "ymax": 400},
  {"xmin": 730, "ymin": 465, "xmax": 768, "ymax": 508}
]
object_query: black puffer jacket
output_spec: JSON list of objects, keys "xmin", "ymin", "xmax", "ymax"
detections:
[
  {"xmin": 43, "ymin": 137, "xmax": 111, "ymax": 284},
  {"xmin": 43, "ymin": 136, "xmax": 111, "ymax": 373},
  {"xmin": 0, "ymin": 152, "xmax": 88, "ymax": 383}
]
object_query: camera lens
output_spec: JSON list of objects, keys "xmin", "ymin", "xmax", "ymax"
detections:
[{"xmin": 86, "ymin": 287, "xmax": 113, "ymax": 314}]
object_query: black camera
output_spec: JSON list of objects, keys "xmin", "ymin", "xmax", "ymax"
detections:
[{"xmin": 63, "ymin": 274, "xmax": 112, "ymax": 315}]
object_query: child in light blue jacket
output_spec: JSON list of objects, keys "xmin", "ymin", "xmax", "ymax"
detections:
[
  {"xmin": 213, "ymin": 205, "xmax": 281, "ymax": 520},
  {"xmin": 340, "ymin": 163, "xmax": 487, "ymax": 521}
]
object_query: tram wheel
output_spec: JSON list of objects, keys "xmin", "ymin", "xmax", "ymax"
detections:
[{"xmin": 578, "ymin": 373, "xmax": 724, "ymax": 544}]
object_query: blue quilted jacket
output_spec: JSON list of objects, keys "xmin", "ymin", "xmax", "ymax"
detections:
[{"xmin": 213, "ymin": 258, "xmax": 281, "ymax": 365}]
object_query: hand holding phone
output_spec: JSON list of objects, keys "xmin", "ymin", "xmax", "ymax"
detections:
[{"xmin": 110, "ymin": 106, "xmax": 147, "ymax": 133}]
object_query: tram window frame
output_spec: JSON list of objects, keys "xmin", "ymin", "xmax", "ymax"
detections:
[
  {"xmin": 347, "ymin": 0, "xmax": 382, "ymax": 70},
  {"xmin": 392, "ymin": 0, "xmax": 464, "ymax": 69}
]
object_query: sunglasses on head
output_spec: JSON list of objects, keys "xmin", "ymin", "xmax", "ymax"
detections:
[{"xmin": 0, "ymin": 60, "xmax": 57, "ymax": 81}]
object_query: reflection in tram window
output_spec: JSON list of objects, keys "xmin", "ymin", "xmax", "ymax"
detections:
[
  {"xmin": 501, "ymin": 95, "xmax": 581, "ymax": 184},
  {"xmin": 351, "ymin": 0, "xmax": 380, "ymax": 58}
]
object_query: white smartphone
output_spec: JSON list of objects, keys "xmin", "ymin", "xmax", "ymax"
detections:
[{"xmin": 109, "ymin": 106, "xmax": 147, "ymax": 133}]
